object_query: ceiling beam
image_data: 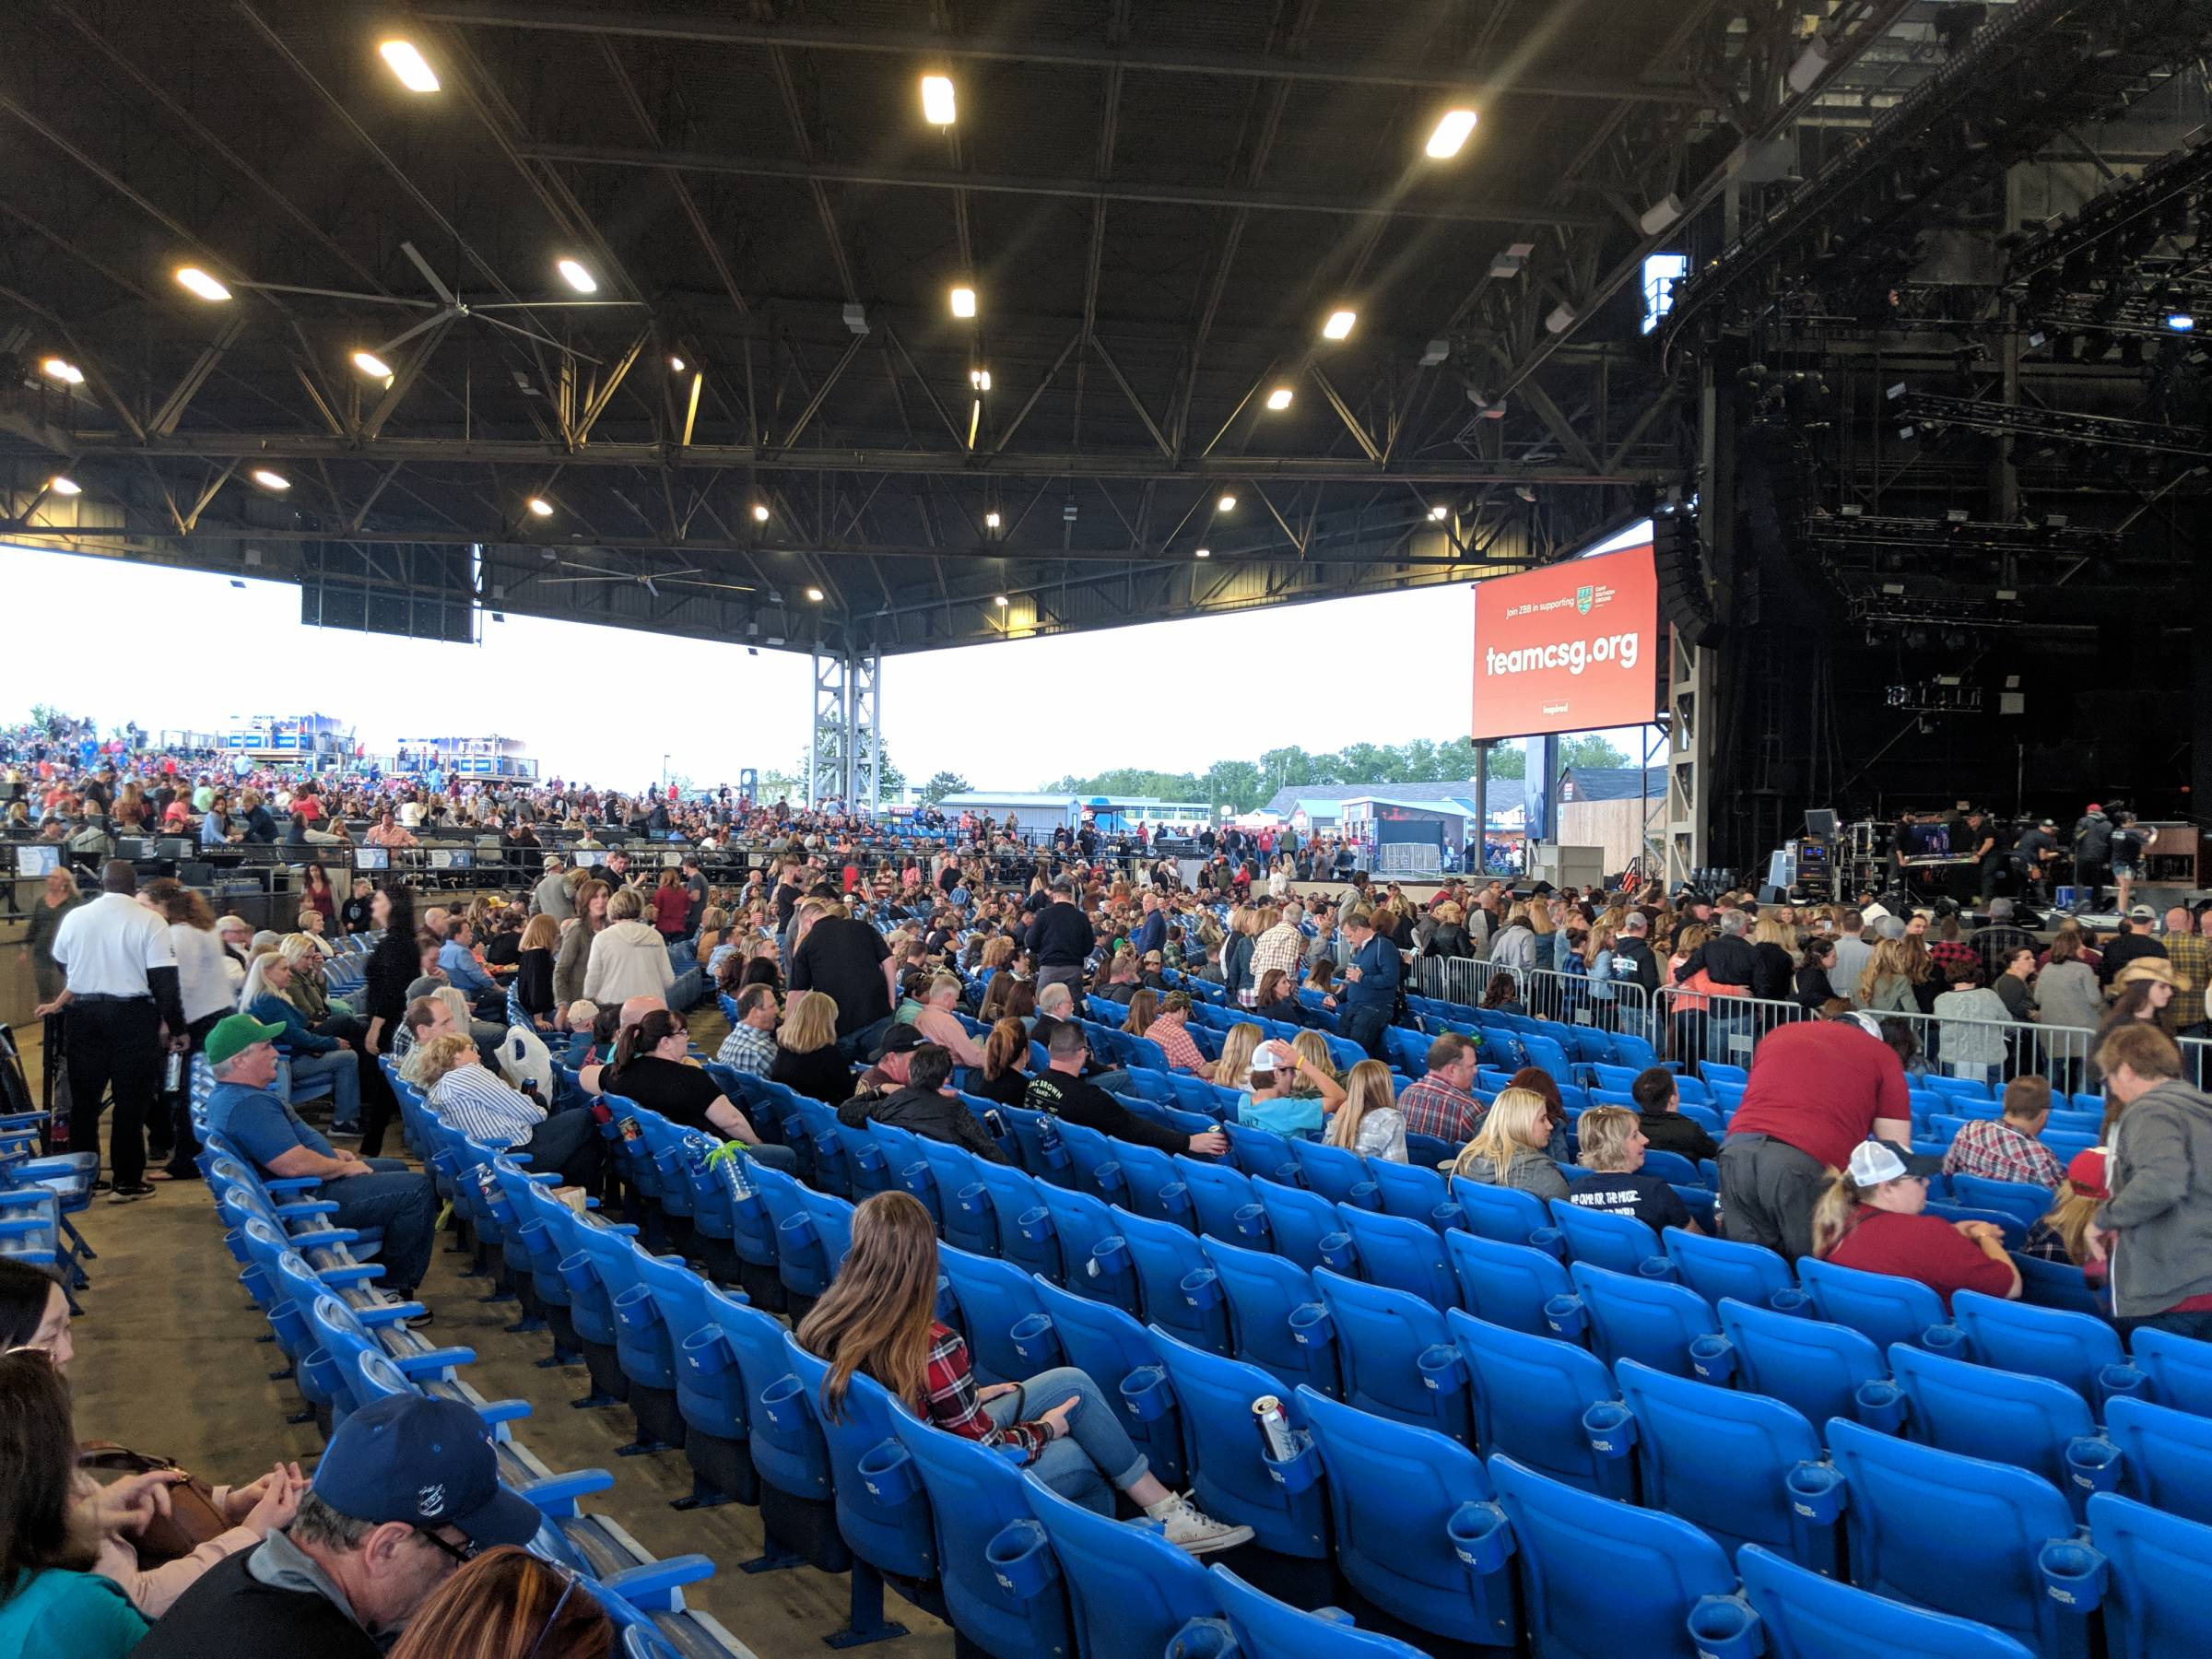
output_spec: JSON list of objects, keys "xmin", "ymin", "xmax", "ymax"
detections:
[
  {"xmin": 413, "ymin": 3, "xmax": 1708, "ymax": 101},
  {"xmin": 512, "ymin": 143, "xmax": 1615, "ymax": 228}
]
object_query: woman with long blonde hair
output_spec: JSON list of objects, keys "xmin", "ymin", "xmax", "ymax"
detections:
[
  {"xmin": 769, "ymin": 989, "xmax": 849, "ymax": 1104},
  {"xmin": 1858, "ymin": 937, "xmax": 1917, "ymax": 1013},
  {"xmin": 1212, "ymin": 1022, "xmax": 1263, "ymax": 1089},
  {"xmin": 796, "ymin": 1194, "xmax": 1251, "ymax": 1549},
  {"xmin": 1288, "ymin": 1030, "xmax": 1336, "ymax": 1098},
  {"xmin": 1446, "ymin": 1087, "xmax": 1568, "ymax": 1197},
  {"xmin": 1324, "ymin": 1059, "xmax": 1406, "ymax": 1161}
]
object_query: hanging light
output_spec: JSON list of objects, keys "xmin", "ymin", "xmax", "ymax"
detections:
[
  {"xmin": 174, "ymin": 266, "xmax": 232, "ymax": 302},
  {"xmin": 47, "ymin": 476, "xmax": 81, "ymax": 497},
  {"xmin": 526, "ymin": 497, "xmax": 554, "ymax": 517},
  {"xmin": 40, "ymin": 358, "xmax": 83, "ymax": 384}
]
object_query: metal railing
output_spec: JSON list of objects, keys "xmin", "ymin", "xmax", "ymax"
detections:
[{"xmin": 1870, "ymin": 1006, "xmax": 2098, "ymax": 1091}]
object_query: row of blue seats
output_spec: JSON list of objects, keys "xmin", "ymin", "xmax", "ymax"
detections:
[
  {"xmin": 558, "ymin": 1059, "xmax": 2212, "ymax": 1657},
  {"xmin": 191, "ymin": 1108, "xmax": 753, "ymax": 1657}
]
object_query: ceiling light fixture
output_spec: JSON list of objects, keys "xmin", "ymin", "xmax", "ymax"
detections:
[
  {"xmin": 1323, "ymin": 309, "xmax": 1357, "ymax": 340},
  {"xmin": 378, "ymin": 40, "xmax": 441, "ymax": 93},
  {"xmin": 949, "ymin": 286, "xmax": 977, "ymax": 319},
  {"xmin": 970, "ymin": 368, "xmax": 992, "ymax": 391},
  {"xmin": 752, "ymin": 502, "xmax": 771, "ymax": 523},
  {"xmin": 251, "ymin": 468, "xmax": 291, "ymax": 491},
  {"xmin": 1430, "ymin": 504, "xmax": 1448, "ymax": 521},
  {"xmin": 984, "ymin": 510, "xmax": 1002, "ymax": 528},
  {"xmin": 556, "ymin": 258, "xmax": 597, "ymax": 293},
  {"xmin": 668, "ymin": 354, "xmax": 687, "ymax": 371},
  {"xmin": 350, "ymin": 349, "xmax": 394, "ymax": 379},
  {"xmin": 47, "ymin": 476, "xmax": 81, "ymax": 497},
  {"xmin": 1217, "ymin": 493, "xmax": 1237, "ymax": 512},
  {"xmin": 526, "ymin": 497, "xmax": 554, "ymax": 517},
  {"xmin": 921, "ymin": 73, "xmax": 957, "ymax": 125},
  {"xmin": 2168, "ymin": 312, "xmax": 2196, "ymax": 333},
  {"xmin": 40, "ymin": 357, "xmax": 83, "ymax": 384},
  {"xmin": 1265, "ymin": 386, "xmax": 1293, "ymax": 410},
  {"xmin": 805, "ymin": 586, "xmax": 825, "ymax": 603},
  {"xmin": 174, "ymin": 266, "xmax": 232, "ymax": 302},
  {"xmin": 993, "ymin": 594, "xmax": 1007, "ymax": 606},
  {"xmin": 1425, "ymin": 108, "xmax": 1478, "ymax": 159},
  {"xmin": 1194, "ymin": 547, "xmax": 1211, "ymax": 559}
]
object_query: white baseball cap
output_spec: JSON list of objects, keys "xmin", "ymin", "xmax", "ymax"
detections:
[
  {"xmin": 1251, "ymin": 1041, "xmax": 1293, "ymax": 1073},
  {"xmin": 1846, "ymin": 1141, "xmax": 1909, "ymax": 1185}
]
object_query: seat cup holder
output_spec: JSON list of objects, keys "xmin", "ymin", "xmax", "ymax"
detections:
[
  {"xmin": 1688, "ymin": 1334, "xmax": 1736, "ymax": 1383},
  {"xmin": 1446, "ymin": 1500, "xmax": 1515, "ymax": 1576},
  {"xmin": 1288, "ymin": 1300, "xmax": 1333, "ymax": 1348},
  {"xmin": 1853, "ymin": 1379, "xmax": 1908, "ymax": 1434},
  {"xmin": 1784, "ymin": 1461, "xmax": 1846, "ymax": 1524},
  {"xmin": 2064, "ymin": 1435, "xmax": 2123, "ymax": 1496},
  {"xmin": 2039, "ymin": 1539, "xmax": 2108, "ymax": 1613},
  {"xmin": 1686, "ymin": 1593, "xmax": 1766, "ymax": 1659},
  {"xmin": 1543, "ymin": 1293, "xmax": 1587, "ymax": 1340},
  {"xmin": 1008, "ymin": 1312, "xmax": 1062, "ymax": 1370},
  {"xmin": 1583, "ymin": 1400, "xmax": 1637, "ymax": 1459}
]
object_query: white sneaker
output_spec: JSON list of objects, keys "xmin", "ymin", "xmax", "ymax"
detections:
[{"xmin": 1151, "ymin": 1495, "xmax": 1254, "ymax": 1555}]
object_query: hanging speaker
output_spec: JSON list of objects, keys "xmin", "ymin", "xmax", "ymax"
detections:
[{"xmin": 1653, "ymin": 510, "xmax": 1722, "ymax": 647}]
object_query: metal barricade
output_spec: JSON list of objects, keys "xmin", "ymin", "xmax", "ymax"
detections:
[
  {"xmin": 1652, "ymin": 987, "xmax": 1807, "ymax": 1072},
  {"xmin": 1871, "ymin": 1006, "xmax": 2097, "ymax": 1093},
  {"xmin": 1513, "ymin": 964, "xmax": 1656, "ymax": 1041}
]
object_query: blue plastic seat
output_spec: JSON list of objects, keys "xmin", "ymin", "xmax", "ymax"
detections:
[
  {"xmin": 1288, "ymin": 1139, "xmax": 1377, "ymax": 1207},
  {"xmin": 937, "ymin": 1244, "xmax": 1052, "ymax": 1386},
  {"xmin": 1295, "ymin": 1385, "xmax": 1515, "ymax": 1646},
  {"xmin": 799, "ymin": 1188, "xmax": 856, "ymax": 1280},
  {"xmin": 750, "ymin": 1163, "xmax": 833, "ymax": 1305},
  {"xmin": 1735, "ymin": 1542, "xmax": 2036, "ymax": 1659},
  {"xmin": 1030, "ymin": 1184, "xmax": 1142, "ymax": 1314},
  {"xmin": 970, "ymin": 1159, "xmax": 1062, "ymax": 1280},
  {"xmin": 1147, "ymin": 1328, "xmax": 1328, "ymax": 1559},
  {"xmin": 1335, "ymin": 1204, "xmax": 1459, "ymax": 1309},
  {"xmin": 1054, "ymin": 1118, "xmax": 1135, "ymax": 1209},
  {"xmin": 1949, "ymin": 1289, "xmax": 2135, "ymax": 1405},
  {"xmin": 1714, "ymin": 1298, "xmax": 1889, "ymax": 1430},
  {"xmin": 1547, "ymin": 1199, "xmax": 1668, "ymax": 1277},
  {"xmin": 1195, "ymin": 1235, "xmax": 1337, "ymax": 1397},
  {"xmin": 1021, "ymin": 1473, "xmax": 1221, "ymax": 1659},
  {"xmin": 1888, "ymin": 1339, "xmax": 2100, "ymax": 1502},
  {"xmin": 1664, "ymin": 1228, "xmax": 1797, "ymax": 1311},
  {"xmin": 1114, "ymin": 1206, "xmax": 1230, "ymax": 1355},
  {"xmin": 1823, "ymin": 1418, "xmax": 2086, "ymax": 1659},
  {"xmin": 1111, "ymin": 1141, "xmax": 1196, "ymax": 1227},
  {"xmin": 871, "ymin": 1123, "xmax": 942, "ymax": 1227},
  {"xmin": 2133, "ymin": 1327, "xmax": 2212, "ymax": 1418},
  {"xmin": 1223, "ymin": 1122, "xmax": 1299, "ymax": 1185},
  {"xmin": 1485, "ymin": 1453, "xmax": 1737, "ymax": 1659},
  {"xmin": 1365, "ymin": 1159, "xmax": 1456, "ymax": 1232},
  {"xmin": 2103, "ymin": 1394, "xmax": 2212, "ymax": 1526},
  {"xmin": 1184, "ymin": 1564, "xmax": 1430, "ymax": 1658},
  {"xmin": 1252, "ymin": 1178, "xmax": 1350, "ymax": 1274},
  {"xmin": 1447, "ymin": 1309, "xmax": 1630, "ymax": 1500},
  {"xmin": 2014, "ymin": 1253, "xmax": 2102, "ymax": 1316},
  {"xmin": 888, "ymin": 1409, "xmax": 1076, "ymax": 1659},
  {"xmin": 912, "ymin": 1139, "xmax": 998, "ymax": 1256},
  {"xmin": 1947, "ymin": 1174, "xmax": 2053, "ymax": 1230},
  {"xmin": 1565, "ymin": 1263, "xmax": 1716, "ymax": 1378},
  {"xmin": 1174, "ymin": 1157, "xmax": 1265, "ymax": 1247},
  {"xmin": 781, "ymin": 1337, "xmax": 939, "ymax": 1586},
  {"xmin": 1313, "ymin": 1267, "xmax": 1469, "ymax": 1442},
  {"xmin": 1444, "ymin": 1230, "xmax": 1574, "ymax": 1336},
  {"xmin": 2088, "ymin": 1490, "xmax": 2212, "ymax": 1659},
  {"xmin": 1451, "ymin": 1177, "xmax": 1553, "ymax": 1245},
  {"xmin": 1613, "ymin": 1357, "xmax": 1834, "ymax": 1570},
  {"xmin": 1795, "ymin": 1257, "xmax": 1951, "ymax": 1352}
]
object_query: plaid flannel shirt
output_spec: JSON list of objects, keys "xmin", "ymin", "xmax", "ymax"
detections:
[
  {"xmin": 1250, "ymin": 923, "xmax": 1304, "ymax": 987},
  {"xmin": 1398, "ymin": 1072, "xmax": 1485, "ymax": 1144},
  {"xmin": 2162, "ymin": 930, "xmax": 2212, "ymax": 1006},
  {"xmin": 1146, "ymin": 1016, "xmax": 1206, "ymax": 1074},
  {"xmin": 1941, "ymin": 1117, "xmax": 2064, "ymax": 1188},
  {"xmin": 715, "ymin": 1020, "xmax": 777, "ymax": 1077},
  {"xmin": 923, "ymin": 1323, "xmax": 1047, "ymax": 1460}
]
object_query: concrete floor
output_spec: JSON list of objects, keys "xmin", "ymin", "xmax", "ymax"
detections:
[{"xmin": 49, "ymin": 1021, "xmax": 959, "ymax": 1659}]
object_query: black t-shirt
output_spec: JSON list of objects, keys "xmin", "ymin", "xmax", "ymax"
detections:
[
  {"xmin": 1564, "ymin": 1170, "xmax": 1692, "ymax": 1234},
  {"xmin": 974, "ymin": 1065, "xmax": 1030, "ymax": 1109},
  {"xmin": 771, "ymin": 1042, "xmax": 853, "ymax": 1106},
  {"xmin": 606, "ymin": 1053, "xmax": 725, "ymax": 1135},
  {"xmin": 1636, "ymin": 1110, "xmax": 1719, "ymax": 1165},
  {"xmin": 1025, "ymin": 1069, "xmax": 1184, "ymax": 1154}
]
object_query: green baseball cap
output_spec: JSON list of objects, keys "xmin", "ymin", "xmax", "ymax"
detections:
[{"xmin": 204, "ymin": 1012, "xmax": 287, "ymax": 1069}]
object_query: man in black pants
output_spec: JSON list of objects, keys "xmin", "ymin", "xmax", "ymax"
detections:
[{"xmin": 34, "ymin": 859, "xmax": 184, "ymax": 1201}]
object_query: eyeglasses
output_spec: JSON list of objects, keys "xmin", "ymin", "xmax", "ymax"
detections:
[
  {"xmin": 524, "ymin": 1564, "xmax": 582, "ymax": 1659},
  {"xmin": 413, "ymin": 1526, "xmax": 479, "ymax": 1568}
]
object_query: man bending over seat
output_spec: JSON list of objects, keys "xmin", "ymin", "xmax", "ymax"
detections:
[{"xmin": 198, "ymin": 1012, "xmax": 436, "ymax": 1309}]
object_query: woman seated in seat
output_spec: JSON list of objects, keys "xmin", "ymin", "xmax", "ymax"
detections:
[
  {"xmin": 2023, "ymin": 1147, "xmax": 2112, "ymax": 1297},
  {"xmin": 1324, "ymin": 1058, "xmax": 1406, "ymax": 1162},
  {"xmin": 972, "ymin": 1016, "xmax": 1034, "ymax": 1110},
  {"xmin": 1813, "ymin": 1141, "xmax": 2020, "ymax": 1309},
  {"xmin": 1211, "ymin": 1023, "xmax": 1262, "ymax": 1092},
  {"xmin": 1563, "ymin": 1104, "xmax": 1700, "ymax": 1235},
  {"xmin": 770, "ymin": 989, "xmax": 853, "ymax": 1106},
  {"xmin": 795, "ymin": 1192, "xmax": 1253, "ymax": 1554},
  {"xmin": 1250, "ymin": 969, "xmax": 1310, "ymax": 1029},
  {"xmin": 1118, "ymin": 988, "xmax": 1159, "ymax": 1038},
  {"xmin": 1506, "ymin": 1065, "xmax": 1572, "ymax": 1162},
  {"xmin": 1480, "ymin": 973, "xmax": 1526, "ymax": 1018},
  {"xmin": 1446, "ymin": 1086, "xmax": 1569, "ymax": 1200},
  {"xmin": 599, "ymin": 1009, "xmax": 798, "ymax": 1171}
]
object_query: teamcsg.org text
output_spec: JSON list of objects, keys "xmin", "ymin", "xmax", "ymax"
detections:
[{"xmin": 1484, "ymin": 630, "xmax": 1641, "ymax": 677}]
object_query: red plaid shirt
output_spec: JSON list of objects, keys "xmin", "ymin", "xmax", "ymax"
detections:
[
  {"xmin": 1398, "ymin": 1071, "xmax": 1485, "ymax": 1145},
  {"xmin": 1928, "ymin": 940, "xmax": 1978, "ymax": 978},
  {"xmin": 922, "ymin": 1323, "xmax": 1048, "ymax": 1461},
  {"xmin": 1146, "ymin": 1014, "xmax": 1206, "ymax": 1074},
  {"xmin": 1941, "ymin": 1117, "xmax": 2064, "ymax": 1189}
]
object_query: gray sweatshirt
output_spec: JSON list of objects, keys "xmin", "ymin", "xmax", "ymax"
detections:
[
  {"xmin": 2100, "ymin": 1077, "xmax": 2212, "ymax": 1318},
  {"xmin": 1455, "ymin": 1145, "xmax": 1570, "ymax": 1201}
]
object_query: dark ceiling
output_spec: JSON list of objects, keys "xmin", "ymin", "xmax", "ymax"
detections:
[{"xmin": 0, "ymin": 0, "xmax": 2029, "ymax": 655}]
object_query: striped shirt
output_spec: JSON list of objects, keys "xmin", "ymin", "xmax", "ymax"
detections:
[
  {"xmin": 429, "ymin": 1063, "xmax": 545, "ymax": 1148},
  {"xmin": 715, "ymin": 1021, "xmax": 778, "ymax": 1077}
]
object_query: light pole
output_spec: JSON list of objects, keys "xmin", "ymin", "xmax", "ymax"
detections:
[{"xmin": 661, "ymin": 752, "xmax": 670, "ymax": 794}]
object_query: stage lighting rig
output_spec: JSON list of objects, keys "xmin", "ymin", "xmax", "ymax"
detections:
[{"xmin": 1886, "ymin": 389, "xmax": 2210, "ymax": 458}]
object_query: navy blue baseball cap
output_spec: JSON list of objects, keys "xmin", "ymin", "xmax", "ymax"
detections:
[{"xmin": 311, "ymin": 1394, "xmax": 541, "ymax": 1547}]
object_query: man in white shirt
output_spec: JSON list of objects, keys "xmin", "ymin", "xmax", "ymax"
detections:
[{"xmin": 35, "ymin": 860, "xmax": 185, "ymax": 1200}]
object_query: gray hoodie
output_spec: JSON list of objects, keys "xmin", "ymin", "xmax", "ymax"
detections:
[
  {"xmin": 1454, "ymin": 1145, "xmax": 1570, "ymax": 1201},
  {"xmin": 2100, "ymin": 1077, "xmax": 2212, "ymax": 1318}
]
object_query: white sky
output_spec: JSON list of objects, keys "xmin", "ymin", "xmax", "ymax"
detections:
[{"xmin": 0, "ymin": 538, "xmax": 1649, "ymax": 792}]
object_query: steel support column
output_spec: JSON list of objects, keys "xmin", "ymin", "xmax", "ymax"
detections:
[
  {"xmin": 1665, "ymin": 629, "xmax": 1711, "ymax": 888},
  {"xmin": 807, "ymin": 649, "xmax": 882, "ymax": 814}
]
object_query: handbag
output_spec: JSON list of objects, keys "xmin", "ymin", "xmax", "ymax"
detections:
[{"xmin": 77, "ymin": 1442, "xmax": 231, "ymax": 1564}]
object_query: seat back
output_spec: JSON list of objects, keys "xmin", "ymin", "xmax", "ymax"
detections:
[
  {"xmin": 1020, "ymin": 1474, "xmax": 1220, "ymax": 1659},
  {"xmin": 1947, "ymin": 1173, "xmax": 2053, "ymax": 1230},
  {"xmin": 1735, "ymin": 1542, "xmax": 2037, "ymax": 1659},
  {"xmin": 1447, "ymin": 1308, "xmax": 1629, "ymax": 1500},
  {"xmin": 1054, "ymin": 1118, "xmax": 1132, "ymax": 1207},
  {"xmin": 1450, "ymin": 1177, "xmax": 1552, "ymax": 1245},
  {"xmin": 1716, "ymin": 1297, "xmax": 1888, "ymax": 1430},
  {"xmin": 1147, "ymin": 1327, "xmax": 1328, "ymax": 1559},
  {"xmin": 1485, "ymin": 1453, "xmax": 1737, "ymax": 1659},
  {"xmin": 1224, "ymin": 1122, "xmax": 1299, "ymax": 1185},
  {"xmin": 2103, "ymin": 1395, "xmax": 2212, "ymax": 1527},
  {"xmin": 1295, "ymin": 1386, "xmax": 1514, "ymax": 1647},
  {"xmin": 2088, "ymin": 1491, "xmax": 2212, "ymax": 1659},
  {"xmin": 1288, "ymin": 1138, "xmax": 1376, "ymax": 1207},
  {"xmin": 916, "ymin": 1138, "xmax": 998, "ymax": 1256},
  {"xmin": 1335, "ymin": 1205, "xmax": 1458, "ymax": 1309},
  {"xmin": 1663, "ymin": 1228, "xmax": 1794, "ymax": 1311},
  {"xmin": 1195, "ymin": 1235, "xmax": 1337, "ymax": 1396},
  {"xmin": 1613, "ymin": 1358, "xmax": 1829, "ymax": 1568},
  {"xmin": 1888, "ymin": 1340, "xmax": 2095, "ymax": 1495},
  {"xmin": 888, "ymin": 1411, "xmax": 1076, "ymax": 1659},
  {"xmin": 1948, "ymin": 1289, "xmax": 2126, "ymax": 1403},
  {"xmin": 1030, "ymin": 1184, "xmax": 1140, "ymax": 1313},
  {"xmin": 710, "ymin": 1288, "xmax": 832, "ymax": 1502},
  {"xmin": 1114, "ymin": 1206, "xmax": 1230, "ymax": 1353},
  {"xmin": 2133, "ymin": 1326, "xmax": 2212, "ymax": 1418},
  {"xmin": 1252, "ymin": 1178, "xmax": 1347, "ymax": 1274},
  {"xmin": 1547, "ymin": 1199, "xmax": 1665, "ymax": 1277},
  {"xmin": 971, "ymin": 1160, "xmax": 1060, "ymax": 1279},
  {"xmin": 1112, "ymin": 1141, "xmax": 1195, "ymax": 1227},
  {"xmin": 1366, "ymin": 1159, "xmax": 1453, "ymax": 1230},
  {"xmin": 1174, "ymin": 1157, "xmax": 1264, "ymax": 1246},
  {"xmin": 1823, "ymin": 1417, "xmax": 2080, "ymax": 1656},
  {"xmin": 749, "ymin": 1163, "xmax": 831, "ymax": 1301},
  {"xmin": 1202, "ymin": 1563, "xmax": 1430, "ymax": 1658},
  {"xmin": 1312, "ymin": 1267, "xmax": 1466, "ymax": 1442},
  {"xmin": 780, "ymin": 1336, "xmax": 937, "ymax": 1583},
  {"xmin": 1567, "ymin": 1263, "xmax": 1716, "ymax": 1378},
  {"xmin": 1030, "ymin": 1275, "xmax": 1185, "ymax": 1490},
  {"xmin": 936, "ymin": 1244, "xmax": 1051, "ymax": 1386},
  {"xmin": 1443, "ymin": 1230, "xmax": 1573, "ymax": 1336},
  {"xmin": 1796, "ymin": 1257, "xmax": 1949, "ymax": 1351}
]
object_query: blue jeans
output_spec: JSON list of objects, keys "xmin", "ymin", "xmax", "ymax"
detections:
[
  {"xmin": 324, "ymin": 1159, "xmax": 436, "ymax": 1294},
  {"xmin": 988, "ymin": 1366, "xmax": 1147, "ymax": 1516},
  {"xmin": 2119, "ymin": 1308, "xmax": 2212, "ymax": 1344},
  {"xmin": 288, "ymin": 1049, "xmax": 361, "ymax": 1132}
]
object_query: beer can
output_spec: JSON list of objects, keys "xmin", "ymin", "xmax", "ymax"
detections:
[{"xmin": 1252, "ymin": 1394, "xmax": 1298, "ymax": 1463}]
